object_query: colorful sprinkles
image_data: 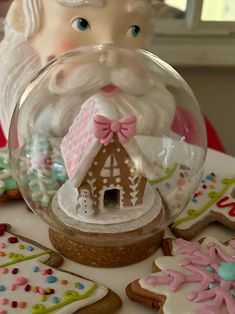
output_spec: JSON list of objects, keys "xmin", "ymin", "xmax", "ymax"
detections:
[
  {"xmin": 0, "ymin": 224, "xmax": 99, "ymax": 313},
  {"xmin": 172, "ymin": 173, "xmax": 235, "ymax": 228}
]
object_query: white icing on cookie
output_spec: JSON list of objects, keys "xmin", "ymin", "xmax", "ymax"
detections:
[
  {"xmin": 0, "ymin": 228, "xmax": 107, "ymax": 313},
  {"xmin": 172, "ymin": 173, "xmax": 235, "ymax": 231},
  {"xmin": 140, "ymin": 237, "xmax": 235, "ymax": 314}
]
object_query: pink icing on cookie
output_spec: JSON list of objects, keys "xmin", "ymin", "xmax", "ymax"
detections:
[
  {"xmin": 39, "ymin": 288, "xmax": 46, "ymax": 295},
  {"xmin": 10, "ymin": 284, "xmax": 16, "ymax": 291},
  {"xmin": 0, "ymin": 298, "xmax": 8, "ymax": 305},
  {"xmin": 1, "ymin": 268, "xmax": 8, "ymax": 274},
  {"xmin": 175, "ymin": 238, "xmax": 201, "ymax": 254},
  {"xmin": 145, "ymin": 238, "xmax": 235, "ymax": 314},
  {"xmin": 15, "ymin": 277, "xmax": 28, "ymax": 286}
]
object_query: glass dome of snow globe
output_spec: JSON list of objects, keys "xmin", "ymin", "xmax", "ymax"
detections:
[{"xmin": 9, "ymin": 44, "xmax": 207, "ymax": 267}]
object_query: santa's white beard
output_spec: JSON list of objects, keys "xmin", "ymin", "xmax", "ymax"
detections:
[
  {"xmin": 16, "ymin": 57, "xmax": 176, "ymax": 139},
  {"xmin": 48, "ymin": 60, "xmax": 152, "ymax": 97},
  {"xmin": 34, "ymin": 84, "xmax": 175, "ymax": 138},
  {"xmin": 0, "ymin": 27, "xmax": 41, "ymax": 137},
  {"xmin": 108, "ymin": 89, "xmax": 175, "ymax": 136},
  {"xmin": 43, "ymin": 61, "xmax": 175, "ymax": 136}
]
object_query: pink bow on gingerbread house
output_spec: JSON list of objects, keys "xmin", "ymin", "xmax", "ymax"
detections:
[{"xmin": 93, "ymin": 115, "xmax": 137, "ymax": 145}]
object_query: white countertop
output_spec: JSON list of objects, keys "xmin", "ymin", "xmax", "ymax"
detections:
[{"xmin": 1, "ymin": 148, "xmax": 235, "ymax": 314}]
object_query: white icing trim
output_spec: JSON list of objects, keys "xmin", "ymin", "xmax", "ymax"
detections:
[
  {"xmin": 128, "ymin": 175, "xmax": 141, "ymax": 206},
  {"xmin": 99, "ymin": 184, "xmax": 124, "ymax": 210}
]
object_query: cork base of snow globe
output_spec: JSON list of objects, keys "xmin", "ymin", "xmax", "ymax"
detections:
[
  {"xmin": 48, "ymin": 224, "xmax": 164, "ymax": 268},
  {"xmin": 47, "ymin": 181, "xmax": 166, "ymax": 267}
]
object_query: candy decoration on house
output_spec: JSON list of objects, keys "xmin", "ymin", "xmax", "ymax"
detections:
[{"xmin": 8, "ymin": 45, "xmax": 207, "ymax": 267}]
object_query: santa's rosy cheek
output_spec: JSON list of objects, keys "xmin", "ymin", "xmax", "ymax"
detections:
[{"xmin": 55, "ymin": 41, "xmax": 78, "ymax": 56}]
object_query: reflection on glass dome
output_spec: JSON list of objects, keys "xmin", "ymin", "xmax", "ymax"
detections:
[{"xmin": 9, "ymin": 45, "xmax": 207, "ymax": 246}]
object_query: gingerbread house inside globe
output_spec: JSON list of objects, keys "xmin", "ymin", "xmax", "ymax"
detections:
[
  {"xmin": 59, "ymin": 92, "xmax": 161, "ymax": 223},
  {"xmin": 8, "ymin": 45, "xmax": 207, "ymax": 256}
]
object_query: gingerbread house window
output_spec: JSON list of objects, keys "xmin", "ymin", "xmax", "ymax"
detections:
[
  {"xmin": 100, "ymin": 154, "xmax": 121, "ymax": 178},
  {"xmin": 104, "ymin": 189, "xmax": 120, "ymax": 208}
]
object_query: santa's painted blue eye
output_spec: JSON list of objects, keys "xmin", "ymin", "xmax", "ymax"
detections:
[
  {"xmin": 129, "ymin": 25, "xmax": 141, "ymax": 37},
  {"xmin": 72, "ymin": 18, "xmax": 90, "ymax": 31}
]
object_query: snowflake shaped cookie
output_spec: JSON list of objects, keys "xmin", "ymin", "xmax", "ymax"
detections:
[{"xmin": 127, "ymin": 237, "xmax": 235, "ymax": 314}]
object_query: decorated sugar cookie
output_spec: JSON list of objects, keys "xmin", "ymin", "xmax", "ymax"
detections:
[
  {"xmin": 0, "ymin": 223, "xmax": 121, "ymax": 313},
  {"xmin": 171, "ymin": 172, "xmax": 235, "ymax": 239},
  {"xmin": 127, "ymin": 236, "xmax": 235, "ymax": 314},
  {"xmin": 0, "ymin": 148, "xmax": 21, "ymax": 202}
]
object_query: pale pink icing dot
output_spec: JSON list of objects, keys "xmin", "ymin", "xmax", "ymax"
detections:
[
  {"xmin": 0, "ymin": 298, "xmax": 8, "ymax": 305},
  {"xmin": 41, "ymin": 269, "xmax": 47, "ymax": 275},
  {"xmin": 10, "ymin": 284, "xmax": 16, "ymax": 291},
  {"xmin": 39, "ymin": 288, "xmax": 45, "ymax": 295},
  {"xmin": 15, "ymin": 277, "xmax": 28, "ymax": 286},
  {"xmin": 0, "ymin": 243, "xmax": 6, "ymax": 248},
  {"xmin": 1, "ymin": 268, "xmax": 8, "ymax": 274}
]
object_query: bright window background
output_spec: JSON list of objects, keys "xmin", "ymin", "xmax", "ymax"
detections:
[
  {"xmin": 201, "ymin": 0, "xmax": 235, "ymax": 21},
  {"xmin": 164, "ymin": 0, "xmax": 235, "ymax": 21},
  {"xmin": 164, "ymin": 0, "xmax": 187, "ymax": 12}
]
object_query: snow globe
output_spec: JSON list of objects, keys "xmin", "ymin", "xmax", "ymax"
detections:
[{"xmin": 9, "ymin": 45, "xmax": 207, "ymax": 267}]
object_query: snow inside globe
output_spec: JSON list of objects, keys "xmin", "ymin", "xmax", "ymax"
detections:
[{"xmin": 8, "ymin": 45, "xmax": 207, "ymax": 267}]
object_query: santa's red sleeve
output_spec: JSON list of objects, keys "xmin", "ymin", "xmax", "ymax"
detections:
[
  {"xmin": 0, "ymin": 125, "xmax": 7, "ymax": 148},
  {"xmin": 204, "ymin": 116, "xmax": 225, "ymax": 153}
]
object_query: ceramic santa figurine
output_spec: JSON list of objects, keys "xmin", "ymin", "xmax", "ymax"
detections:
[
  {"xmin": 0, "ymin": 0, "xmax": 159, "ymax": 201},
  {"xmin": 0, "ymin": 0, "xmax": 158, "ymax": 138},
  {"xmin": 4, "ymin": 1, "xmax": 206, "ymax": 267}
]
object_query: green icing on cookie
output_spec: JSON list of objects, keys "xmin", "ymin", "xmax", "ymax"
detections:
[
  {"xmin": 0, "ymin": 251, "xmax": 50, "ymax": 269},
  {"xmin": 31, "ymin": 284, "xmax": 98, "ymax": 314},
  {"xmin": 3, "ymin": 176, "xmax": 18, "ymax": 190},
  {"xmin": 0, "ymin": 148, "xmax": 10, "ymax": 169},
  {"xmin": 172, "ymin": 175, "xmax": 235, "ymax": 228},
  {"xmin": 0, "ymin": 147, "xmax": 19, "ymax": 195},
  {"xmin": 0, "ymin": 170, "xmax": 19, "ymax": 196}
]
